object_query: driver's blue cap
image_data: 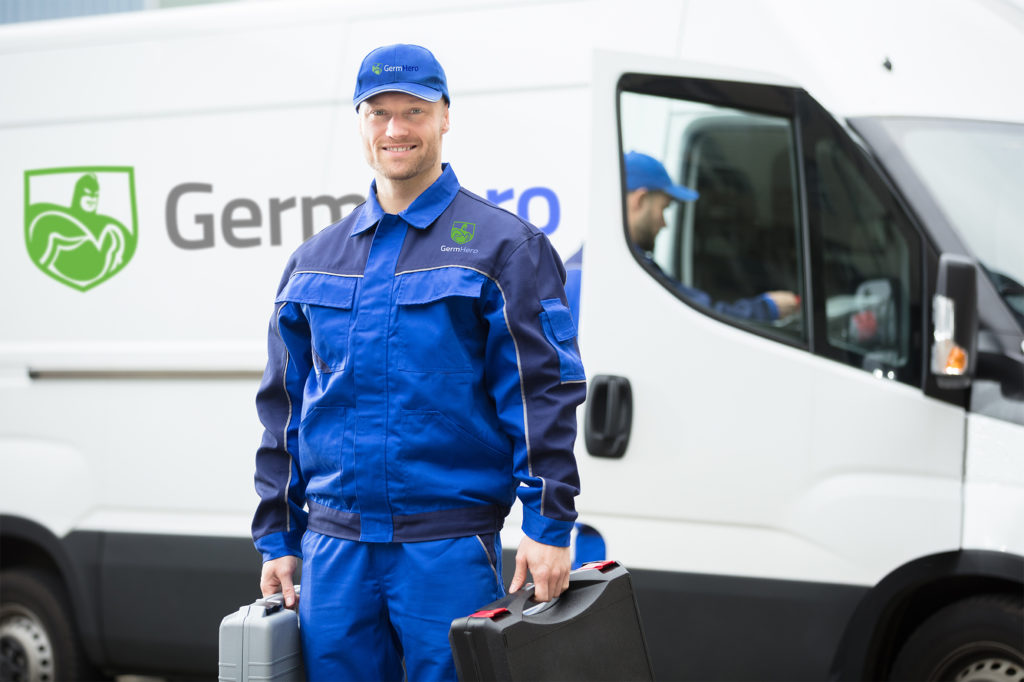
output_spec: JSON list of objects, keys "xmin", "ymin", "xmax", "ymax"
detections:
[
  {"xmin": 625, "ymin": 151, "xmax": 699, "ymax": 202},
  {"xmin": 353, "ymin": 44, "xmax": 450, "ymax": 111}
]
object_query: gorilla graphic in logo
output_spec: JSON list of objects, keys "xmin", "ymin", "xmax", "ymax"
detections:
[{"xmin": 25, "ymin": 171, "xmax": 136, "ymax": 291}]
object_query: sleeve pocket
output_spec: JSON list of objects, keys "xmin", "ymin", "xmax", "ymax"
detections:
[{"xmin": 539, "ymin": 298, "xmax": 586, "ymax": 382}]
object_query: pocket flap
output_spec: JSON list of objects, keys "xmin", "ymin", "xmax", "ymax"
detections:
[
  {"xmin": 396, "ymin": 268, "xmax": 485, "ymax": 305},
  {"xmin": 541, "ymin": 298, "xmax": 577, "ymax": 342},
  {"xmin": 277, "ymin": 272, "xmax": 358, "ymax": 308}
]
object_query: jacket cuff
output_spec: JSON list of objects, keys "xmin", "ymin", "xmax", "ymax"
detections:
[
  {"xmin": 759, "ymin": 293, "xmax": 779, "ymax": 320},
  {"xmin": 254, "ymin": 530, "xmax": 302, "ymax": 563},
  {"xmin": 521, "ymin": 505, "xmax": 575, "ymax": 547}
]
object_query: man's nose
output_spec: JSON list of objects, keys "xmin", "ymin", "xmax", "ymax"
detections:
[{"xmin": 386, "ymin": 116, "xmax": 407, "ymax": 137}]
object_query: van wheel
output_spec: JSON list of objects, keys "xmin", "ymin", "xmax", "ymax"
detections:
[
  {"xmin": 889, "ymin": 595, "xmax": 1024, "ymax": 682},
  {"xmin": 0, "ymin": 568, "xmax": 96, "ymax": 682}
]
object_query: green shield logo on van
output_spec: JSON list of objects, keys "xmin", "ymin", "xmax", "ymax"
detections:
[
  {"xmin": 24, "ymin": 166, "xmax": 138, "ymax": 292},
  {"xmin": 451, "ymin": 220, "xmax": 475, "ymax": 245}
]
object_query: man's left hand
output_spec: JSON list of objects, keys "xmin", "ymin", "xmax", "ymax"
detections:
[{"xmin": 509, "ymin": 536, "xmax": 571, "ymax": 602}]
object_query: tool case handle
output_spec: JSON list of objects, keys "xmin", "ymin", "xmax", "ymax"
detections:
[
  {"xmin": 255, "ymin": 585, "xmax": 301, "ymax": 615},
  {"xmin": 469, "ymin": 560, "xmax": 625, "ymax": 622}
]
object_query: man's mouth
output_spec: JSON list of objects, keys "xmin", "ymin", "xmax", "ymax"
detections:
[{"xmin": 384, "ymin": 145, "xmax": 415, "ymax": 152}]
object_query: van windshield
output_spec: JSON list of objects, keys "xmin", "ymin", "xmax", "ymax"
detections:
[{"xmin": 870, "ymin": 118, "xmax": 1024, "ymax": 326}]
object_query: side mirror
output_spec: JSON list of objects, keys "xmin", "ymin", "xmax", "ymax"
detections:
[{"xmin": 931, "ymin": 254, "xmax": 979, "ymax": 390}]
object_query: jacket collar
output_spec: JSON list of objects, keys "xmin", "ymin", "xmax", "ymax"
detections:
[{"xmin": 352, "ymin": 163, "xmax": 460, "ymax": 236}]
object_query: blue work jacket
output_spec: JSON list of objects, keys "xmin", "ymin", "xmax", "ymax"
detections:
[{"xmin": 252, "ymin": 165, "xmax": 586, "ymax": 561}]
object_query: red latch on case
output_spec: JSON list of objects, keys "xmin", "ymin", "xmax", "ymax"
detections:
[
  {"xmin": 580, "ymin": 560, "xmax": 618, "ymax": 571},
  {"xmin": 470, "ymin": 608, "xmax": 510, "ymax": 619}
]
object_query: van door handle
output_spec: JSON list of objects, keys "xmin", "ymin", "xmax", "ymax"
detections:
[{"xmin": 584, "ymin": 375, "xmax": 633, "ymax": 458}]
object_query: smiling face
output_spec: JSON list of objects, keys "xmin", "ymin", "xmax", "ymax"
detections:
[
  {"xmin": 72, "ymin": 173, "xmax": 100, "ymax": 214},
  {"xmin": 79, "ymin": 190, "xmax": 98, "ymax": 213},
  {"xmin": 358, "ymin": 91, "xmax": 450, "ymax": 192}
]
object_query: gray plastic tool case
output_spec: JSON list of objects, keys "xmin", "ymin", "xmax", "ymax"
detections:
[{"xmin": 218, "ymin": 593, "xmax": 305, "ymax": 682}]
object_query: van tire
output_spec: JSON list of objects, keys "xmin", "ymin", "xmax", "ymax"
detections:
[
  {"xmin": 0, "ymin": 568, "xmax": 98, "ymax": 682},
  {"xmin": 889, "ymin": 594, "xmax": 1024, "ymax": 682}
]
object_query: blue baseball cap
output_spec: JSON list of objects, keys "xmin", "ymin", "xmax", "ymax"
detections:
[
  {"xmin": 353, "ymin": 44, "xmax": 450, "ymax": 111},
  {"xmin": 624, "ymin": 151, "xmax": 699, "ymax": 202}
]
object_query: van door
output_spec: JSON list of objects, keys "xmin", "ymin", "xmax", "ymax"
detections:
[{"xmin": 578, "ymin": 52, "xmax": 966, "ymax": 602}]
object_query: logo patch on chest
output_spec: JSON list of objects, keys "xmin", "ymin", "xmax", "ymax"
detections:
[{"xmin": 450, "ymin": 221, "xmax": 475, "ymax": 244}]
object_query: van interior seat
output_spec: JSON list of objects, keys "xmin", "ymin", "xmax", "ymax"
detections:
[{"xmin": 692, "ymin": 158, "xmax": 759, "ymax": 303}]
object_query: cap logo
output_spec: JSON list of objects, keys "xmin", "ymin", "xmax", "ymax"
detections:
[
  {"xmin": 371, "ymin": 63, "xmax": 383, "ymax": 75},
  {"xmin": 379, "ymin": 63, "xmax": 420, "ymax": 73}
]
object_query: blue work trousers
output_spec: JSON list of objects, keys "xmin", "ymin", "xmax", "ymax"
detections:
[{"xmin": 299, "ymin": 530, "xmax": 505, "ymax": 682}]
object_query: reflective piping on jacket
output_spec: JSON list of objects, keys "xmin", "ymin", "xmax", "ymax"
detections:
[
  {"xmin": 290, "ymin": 270, "xmax": 364, "ymax": 279},
  {"xmin": 275, "ymin": 301, "xmax": 295, "ymax": 534},
  {"xmin": 395, "ymin": 264, "xmax": 535, "ymax": 483}
]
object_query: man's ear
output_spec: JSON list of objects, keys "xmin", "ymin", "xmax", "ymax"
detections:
[
  {"xmin": 626, "ymin": 188, "xmax": 647, "ymax": 212},
  {"xmin": 356, "ymin": 102, "xmax": 367, "ymax": 133},
  {"xmin": 441, "ymin": 103, "xmax": 451, "ymax": 134}
]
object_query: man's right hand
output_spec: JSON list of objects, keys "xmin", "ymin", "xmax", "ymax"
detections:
[{"xmin": 260, "ymin": 555, "xmax": 299, "ymax": 609}]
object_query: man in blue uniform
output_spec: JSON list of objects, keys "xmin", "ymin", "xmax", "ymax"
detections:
[{"xmin": 251, "ymin": 44, "xmax": 586, "ymax": 681}]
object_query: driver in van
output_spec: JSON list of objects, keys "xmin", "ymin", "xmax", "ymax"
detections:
[{"xmin": 565, "ymin": 151, "xmax": 799, "ymax": 325}]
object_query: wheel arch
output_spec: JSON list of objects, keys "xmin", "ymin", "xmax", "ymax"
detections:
[
  {"xmin": 0, "ymin": 515, "xmax": 105, "ymax": 668},
  {"xmin": 830, "ymin": 549, "xmax": 1024, "ymax": 681}
]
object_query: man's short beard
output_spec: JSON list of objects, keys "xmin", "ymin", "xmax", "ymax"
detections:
[
  {"xmin": 633, "ymin": 230, "xmax": 656, "ymax": 252},
  {"xmin": 371, "ymin": 156, "xmax": 434, "ymax": 183},
  {"xmin": 379, "ymin": 167, "xmax": 423, "ymax": 181}
]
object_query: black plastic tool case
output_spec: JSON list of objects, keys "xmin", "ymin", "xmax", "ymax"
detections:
[{"xmin": 449, "ymin": 560, "xmax": 653, "ymax": 681}]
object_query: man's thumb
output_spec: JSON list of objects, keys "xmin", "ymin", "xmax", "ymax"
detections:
[{"xmin": 281, "ymin": 574, "xmax": 296, "ymax": 608}]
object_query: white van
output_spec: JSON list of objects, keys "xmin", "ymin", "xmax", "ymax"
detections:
[{"xmin": 1, "ymin": 1, "xmax": 1021, "ymax": 680}]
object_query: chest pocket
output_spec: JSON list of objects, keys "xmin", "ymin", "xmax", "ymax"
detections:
[
  {"xmin": 395, "ymin": 268, "xmax": 485, "ymax": 373},
  {"xmin": 278, "ymin": 273, "xmax": 358, "ymax": 374}
]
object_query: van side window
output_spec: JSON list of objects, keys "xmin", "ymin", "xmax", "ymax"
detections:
[
  {"xmin": 619, "ymin": 92, "xmax": 805, "ymax": 341},
  {"xmin": 810, "ymin": 135, "xmax": 923, "ymax": 382}
]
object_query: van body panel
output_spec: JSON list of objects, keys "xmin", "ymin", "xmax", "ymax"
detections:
[{"xmin": 963, "ymin": 413, "xmax": 1024, "ymax": 554}]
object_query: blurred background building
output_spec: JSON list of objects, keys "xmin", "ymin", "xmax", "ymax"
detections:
[
  {"xmin": 0, "ymin": 0, "xmax": 1020, "ymax": 26},
  {"xmin": 0, "ymin": 0, "xmax": 236, "ymax": 24}
]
